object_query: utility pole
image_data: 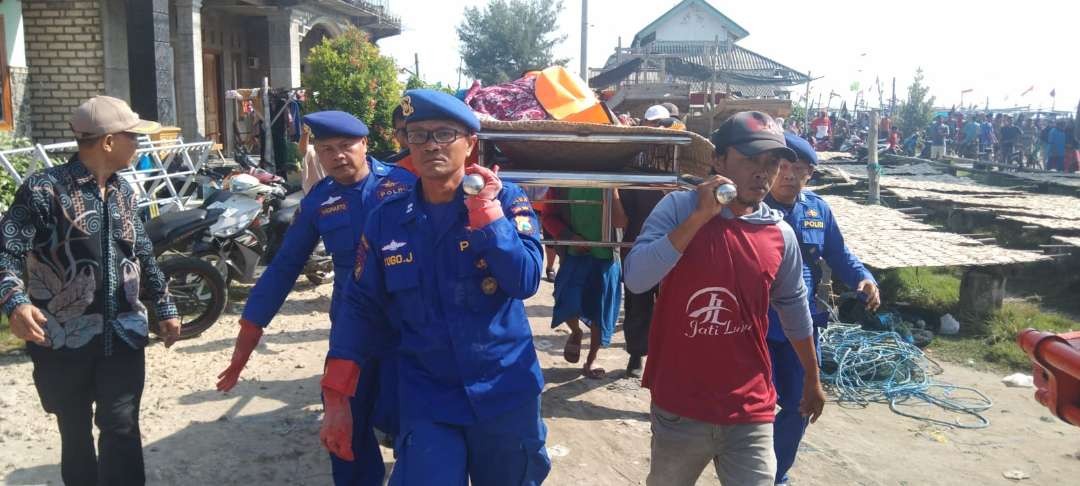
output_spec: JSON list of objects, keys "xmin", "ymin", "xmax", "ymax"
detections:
[
  {"xmin": 890, "ymin": 77, "xmax": 896, "ymax": 115},
  {"xmin": 868, "ymin": 109, "xmax": 881, "ymax": 205},
  {"xmin": 803, "ymin": 70, "xmax": 812, "ymax": 133},
  {"xmin": 457, "ymin": 58, "xmax": 463, "ymax": 90},
  {"xmin": 580, "ymin": 0, "xmax": 589, "ymax": 80},
  {"xmin": 414, "ymin": 53, "xmax": 420, "ymax": 81}
]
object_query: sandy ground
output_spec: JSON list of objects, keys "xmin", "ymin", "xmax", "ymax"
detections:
[{"xmin": 1, "ymin": 277, "xmax": 1078, "ymax": 485}]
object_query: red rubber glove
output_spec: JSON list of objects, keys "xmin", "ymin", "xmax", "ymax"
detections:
[
  {"xmin": 216, "ymin": 319, "xmax": 264, "ymax": 392},
  {"xmin": 464, "ymin": 164, "xmax": 503, "ymax": 229},
  {"xmin": 320, "ymin": 358, "xmax": 361, "ymax": 462}
]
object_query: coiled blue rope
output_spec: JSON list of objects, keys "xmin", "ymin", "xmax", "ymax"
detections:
[{"xmin": 819, "ymin": 324, "xmax": 993, "ymax": 429}]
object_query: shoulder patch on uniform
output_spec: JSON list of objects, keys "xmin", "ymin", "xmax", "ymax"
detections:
[
  {"xmin": 805, "ymin": 208, "xmax": 819, "ymax": 218},
  {"xmin": 514, "ymin": 215, "xmax": 536, "ymax": 235},
  {"xmin": 375, "ymin": 178, "xmax": 410, "ymax": 201},
  {"xmin": 353, "ymin": 235, "xmax": 370, "ymax": 281}
]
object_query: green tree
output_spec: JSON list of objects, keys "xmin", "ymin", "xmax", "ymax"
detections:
[
  {"xmin": 0, "ymin": 133, "xmax": 33, "ymax": 212},
  {"xmin": 457, "ymin": 0, "xmax": 567, "ymax": 85},
  {"xmin": 303, "ymin": 28, "xmax": 402, "ymax": 154},
  {"xmin": 405, "ymin": 75, "xmax": 457, "ymax": 95},
  {"xmin": 896, "ymin": 68, "xmax": 936, "ymax": 137}
]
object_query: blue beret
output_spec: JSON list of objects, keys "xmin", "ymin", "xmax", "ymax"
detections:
[
  {"xmin": 784, "ymin": 132, "xmax": 818, "ymax": 165},
  {"xmin": 302, "ymin": 110, "xmax": 369, "ymax": 139},
  {"xmin": 401, "ymin": 89, "xmax": 480, "ymax": 132}
]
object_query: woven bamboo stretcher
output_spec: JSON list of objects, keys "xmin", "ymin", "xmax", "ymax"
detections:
[{"xmin": 479, "ymin": 119, "xmax": 715, "ymax": 177}]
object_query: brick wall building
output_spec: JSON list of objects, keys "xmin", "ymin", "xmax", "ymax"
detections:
[
  {"xmin": 22, "ymin": 1, "xmax": 105, "ymax": 144},
  {"xmin": 18, "ymin": 0, "xmax": 400, "ymax": 146}
]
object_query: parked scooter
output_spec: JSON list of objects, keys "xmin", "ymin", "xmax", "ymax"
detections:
[
  {"xmin": 262, "ymin": 189, "xmax": 335, "ymax": 285},
  {"xmin": 194, "ymin": 172, "xmax": 334, "ymax": 287},
  {"xmin": 190, "ymin": 185, "xmax": 269, "ymax": 288},
  {"xmin": 143, "ymin": 208, "xmax": 229, "ymax": 339}
]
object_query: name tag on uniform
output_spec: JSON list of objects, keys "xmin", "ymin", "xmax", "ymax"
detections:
[
  {"xmin": 320, "ymin": 201, "xmax": 348, "ymax": 216},
  {"xmin": 384, "ymin": 252, "xmax": 414, "ymax": 267},
  {"xmin": 803, "ymin": 220, "xmax": 824, "ymax": 229}
]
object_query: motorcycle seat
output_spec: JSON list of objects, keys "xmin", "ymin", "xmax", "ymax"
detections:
[
  {"xmin": 146, "ymin": 209, "xmax": 209, "ymax": 247},
  {"xmin": 272, "ymin": 205, "xmax": 298, "ymax": 227},
  {"xmin": 279, "ymin": 190, "xmax": 304, "ymax": 209}
]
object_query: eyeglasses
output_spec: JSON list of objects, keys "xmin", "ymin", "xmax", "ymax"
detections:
[{"xmin": 406, "ymin": 128, "xmax": 463, "ymax": 145}]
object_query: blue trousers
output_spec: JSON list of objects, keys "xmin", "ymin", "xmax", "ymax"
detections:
[
  {"xmin": 328, "ymin": 361, "xmax": 385, "ymax": 486},
  {"xmin": 390, "ymin": 394, "xmax": 550, "ymax": 486},
  {"xmin": 768, "ymin": 329, "xmax": 820, "ymax": 484}
]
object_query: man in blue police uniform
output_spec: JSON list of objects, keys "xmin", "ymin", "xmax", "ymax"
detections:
[
  {"xmin": 322, "ymin": 89, "xmax": 551, "ymax": 486},
  {"xmin": 765, "ymin": 133, "xmax": 880, "ymax": 485},
  {"xmin": 215, "ymin": 110, "xmax": 415, "ymax": 485}
]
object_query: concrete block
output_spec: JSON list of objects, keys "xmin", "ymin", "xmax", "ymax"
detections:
[{"xmin": 958, "ymin": 268, "xmax": 1006, "ymax": 334}]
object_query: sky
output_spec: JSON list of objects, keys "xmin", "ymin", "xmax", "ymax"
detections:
[{"xmin": 377, "ymin": 0, "xmax": 1080, "ymax": 114}]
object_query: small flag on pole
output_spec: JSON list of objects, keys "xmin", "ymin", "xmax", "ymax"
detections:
[{"xmin": 1050, "ymin": 88, "xmax": 1056, "ymax": 97}]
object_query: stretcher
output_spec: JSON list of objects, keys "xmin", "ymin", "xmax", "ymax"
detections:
[{"xmin": 476, "ymin": 119, "xmax": 714, "ymax": 249}]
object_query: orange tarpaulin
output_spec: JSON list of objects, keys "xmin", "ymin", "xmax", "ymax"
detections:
[{"xmin": 532, "ymin": 66, "xmax": 612, "ymax": 124}]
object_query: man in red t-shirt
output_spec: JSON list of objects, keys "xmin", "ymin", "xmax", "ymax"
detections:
[
  {"xmin": 624, "ymin": 111, "xmax": 826, "ymax": 485},
  {"xmin": 809, "ymin": 111, "xmax": 830, "ymax": 142}
]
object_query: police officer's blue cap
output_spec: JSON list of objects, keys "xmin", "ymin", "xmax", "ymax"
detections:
[
  {"xmin": 401, "ymin": 89, "xmax": 481, "ymax": 132},
  {"xmin": 303, "ymin": 111, "xmax": 369, "ymax": 139},
  {"xmin": 784, "ymin": 132, "xmax": 818, "ymax": 166}
]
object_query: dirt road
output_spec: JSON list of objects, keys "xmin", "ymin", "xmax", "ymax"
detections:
[{"xmin": 1, "ymin": 279, "xmax": 1077, "ymax": 485}]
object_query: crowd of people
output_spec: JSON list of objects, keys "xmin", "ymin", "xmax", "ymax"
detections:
[
  {"xmin": 777, "ymin": 108, "xmax": 1080, "ymax": 172},
  {"xmin": 1, "ymin": 94, "xmax": 882, "ymax": 486},
  {"xmin": 929, "ymin": 111, "xmax": 1080, "ymax": 172}
]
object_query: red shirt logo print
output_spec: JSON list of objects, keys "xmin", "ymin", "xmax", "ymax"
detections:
[{"xmin": 684, "ymin": 287, "xmax": 752, "ymax": 338}]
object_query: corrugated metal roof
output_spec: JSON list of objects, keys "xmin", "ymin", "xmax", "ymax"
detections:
[{"xmin": 592, "ymin": 41, "xmax": 808, "ymax": 90}]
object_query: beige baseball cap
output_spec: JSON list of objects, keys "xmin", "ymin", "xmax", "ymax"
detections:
[{"xmin": 69, "ymin": 95, "xmax": 161, "ymax": 140}]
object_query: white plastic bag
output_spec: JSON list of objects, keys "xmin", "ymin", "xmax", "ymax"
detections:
[
  {"xmin": 1001, "ymin": 373, "xmax": 1034, "ymax": 388},
  {"xmin": 939, "ymin": 313, "xmax": 960, "ymax": 335}
]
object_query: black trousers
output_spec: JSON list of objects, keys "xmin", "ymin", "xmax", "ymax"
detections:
[
  {"xmin": 622, "ymin": 284, "xmax": 658, "ymax": 358},
  {"xmin": 30, "ymin": 343, "xmax": 146, "ymax": 486}
]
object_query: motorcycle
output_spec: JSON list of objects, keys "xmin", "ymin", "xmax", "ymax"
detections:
[
  {"xmin": 195, "ymin": 173, "xmax": 334, "ymax": 287},
  {"xmin": 143, "ymin": 207, "xmax": 229, "ymax": 339},
  {"xmin": 262, "ymin": 189, "xmax": 335, "ymax": 285},
  {"xmin": 191, "ymin": 184, "xmax": 269, "ymax": 288}
]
